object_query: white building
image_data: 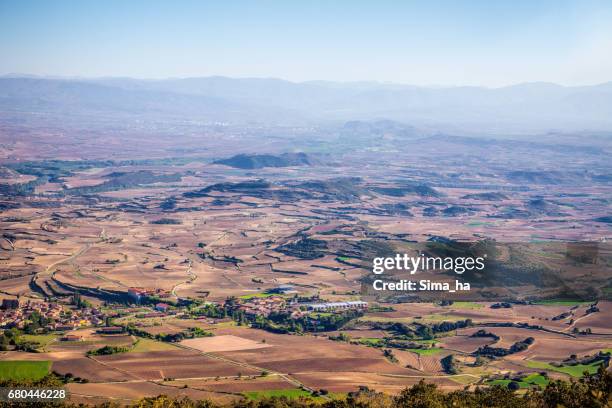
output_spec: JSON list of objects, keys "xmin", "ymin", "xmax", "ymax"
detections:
[{"xmin": 304, "ymin": 301, "xmax": 368, "ymax": 311}]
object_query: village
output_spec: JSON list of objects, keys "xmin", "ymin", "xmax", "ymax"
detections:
[
  {"xmin": 0, "ymin": 297, "xmax": 105, "ymax": 332},
  {"xmin": 0, "ymin": 285, "xmax": 369, "ymax": 337}
]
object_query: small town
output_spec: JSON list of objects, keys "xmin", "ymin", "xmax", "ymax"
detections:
[
  {"xmin": 0, "ymin": 297, "xmax": 105, "ymax": 332},
  {"xmin": 0, "ymin": 285, "xmax": 369, "ymax": 335}
]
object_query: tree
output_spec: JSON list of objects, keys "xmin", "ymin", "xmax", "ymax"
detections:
[
  {"xmin": 395, "ymin": 380, "xmax": 445, "ymax": 408},
  {"xmin": 508, "ymin": 381, "xmax": 520, "ymax": 391}
]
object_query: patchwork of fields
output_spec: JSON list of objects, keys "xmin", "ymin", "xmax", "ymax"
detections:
[{"xmin": 1, "ymin": 114, "xmax": 610, "ymax": 404}]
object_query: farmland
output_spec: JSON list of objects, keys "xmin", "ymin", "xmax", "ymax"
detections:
[
  {"xmin": 243, "ymin": 389, "xmax": 317, "ymax": 400},
  {"xmin": 0, "ymin": 360, "xmax": 51, "ymax": 381},
  {"xmin": 0, "ymin": 106, "xmax": 611, "ymax": 404},
  {"xmin": 524, "ymin": 360, "xmax": 605, "ymax": 378}
]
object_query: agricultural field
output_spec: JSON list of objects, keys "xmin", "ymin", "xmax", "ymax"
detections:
[
  {"xmin": 487, "ymin": 373, "xmax": 549, "ymax": 389},
  {"xmin": 129, "ymin": 338, "xmax": 179, "ymax": 353},
  {"xmin": 0, "ymin": 360, "xmax": 51, "ymax": 381},
  {"xmin": 1, "ymin": 107, "xmax": 610, "ymax": 405},
  {"xmin": 243, "ymin": 389, "xmax": 317, "ymax": 400},
  {"xmin": 524, "ymin": 360, "xmax": 605, "ymax": 378}
]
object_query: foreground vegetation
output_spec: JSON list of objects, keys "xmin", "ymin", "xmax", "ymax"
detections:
[{"xmin": 0, "ymin": 365, "xmax": 610, "ymax": 407}]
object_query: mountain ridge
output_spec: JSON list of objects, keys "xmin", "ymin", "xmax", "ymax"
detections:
[{"xmin": 1, "ymin": 76, "xmax": 612, "ymax": 133}]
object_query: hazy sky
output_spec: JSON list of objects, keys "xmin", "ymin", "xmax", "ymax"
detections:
[{"xmin": 1, "ymin": 0, "xmax": 611, "ymax": 87}]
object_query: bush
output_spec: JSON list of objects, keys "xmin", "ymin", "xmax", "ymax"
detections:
[
  {"xmin": 508, "ymin": 381, "xmax": 521, "ymax": 391},
  {"xmin": 87, "ymin": 345, "xmax": 129, "ymax": 356}
]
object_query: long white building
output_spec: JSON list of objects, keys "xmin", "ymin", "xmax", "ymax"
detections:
[{"xmin": 304, "ymin": 301, "xmax": 368, "ymax": 311}]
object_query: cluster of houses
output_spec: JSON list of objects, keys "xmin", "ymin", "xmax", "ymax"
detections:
[
  {"xmin": 0, "ymin": 282, "xmax": 370, "ymax": 335},
  {"xmin": 0, "ymin": 293, "xmax": 178, "ymax": 334},
  {"xmin": 236, "ymin": 296, "xmax": 286, "ymax": 317},
  {"xmin": 233, "ymin": 296, "xmax": 368, "ymax": 318},
  {"xmin": 127, "ymin": 287, "xmax": 171, "ymax": 302},
  {"xmin": 0, "ymin": 298, "xmax": 105, "ymax": 331}
]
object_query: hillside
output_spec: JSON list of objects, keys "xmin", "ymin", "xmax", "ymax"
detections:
[{"xmin": 214, "ymin": 153, "xmax": 314, "ymax": 169}]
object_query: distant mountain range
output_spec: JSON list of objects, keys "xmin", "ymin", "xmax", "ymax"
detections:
[{"xmin": 1, "ymin": 75, "xmax": 612, "ymax": 133}]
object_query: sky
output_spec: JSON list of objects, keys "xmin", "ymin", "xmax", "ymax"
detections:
[{"xmin": 1, "ymin": 0, "xmax": 611, "ymax": 87}]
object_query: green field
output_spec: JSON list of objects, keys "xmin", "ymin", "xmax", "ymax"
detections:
[
  {"xmin": 523, "ymin": 373, "xmax": 550, "ymax": 386},
  {"xmin": 446, "ymin": 302, "xmax": 484, "ymax": 310},
  {"xmin": 215, "ymin": 320, "xmax": 237, "ymax": 328},
  {"xmin": 357, "ymin": 338, "xmax": 384, "ymax": 346},
  {"xmin": 421, "ymin": 313, "xmax": 468, "ymax": 322},
  {"xmin": 406, "ymin": 347, "xmax": 443, "ymax": 355},
  {"xmin": 243, "ymin": 389, "xmax": 314, "ymax": 400},
  {"xmin": 313, "ymin": 312, "xmax": 334, "ymax": 317},
  {"xmin": 532, "ymin": 299, "xmax": 590, "ymax": 307},
  {"xmin": 525, "ymin": 360, "xmax": 604, "ymax": 377},
  {"xmin": 244, "ymin": 389, "xmax": 343, "ymax": 401},
  {"xmin": 239, "ymin": 293, "xmax": 276, "ymax": 300},
  {"xmin": 0, "ymin": 360, "xmax": 51, "ymax": 381},
  {"xmin": 130, "ymin": 338, "xmax": 178, "ymax": 353},
  {"xmin": 487, "ymin": 373, "xmax": 549, "ymax": 389},
  {"xmin": 19, "ymin": 334, "xmax": 57, "ymax": 350},
  {"xmin": 412, "ymin": 339, "xmax": 439, "ymax": 345},
  {"xmin": 449, "ymin": 374, "xmax": 480, "ymax": 385}
]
